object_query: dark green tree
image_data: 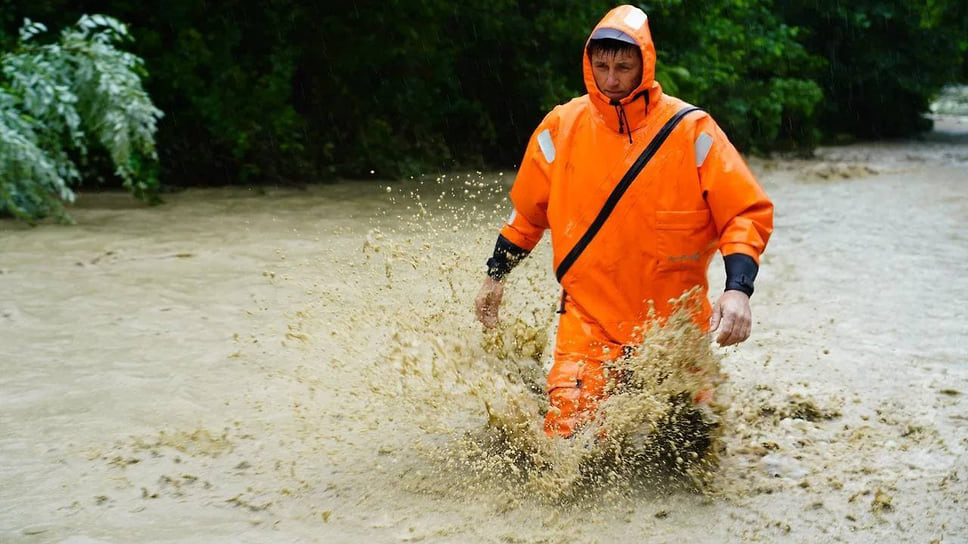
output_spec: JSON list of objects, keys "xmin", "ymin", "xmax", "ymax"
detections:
[
  {"xmin": 780, "ymin": 0, "xmax": 968, "ymax": 138},
  {"xmin": 642, "ymin": 0, "xmax": 824, "ymax": 151},
  {"xmin": 3, "ymin": 0, "xmax": 965, "ymax": 192}
]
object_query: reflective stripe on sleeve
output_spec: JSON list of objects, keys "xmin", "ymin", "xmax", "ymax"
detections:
[
  {"xmin": 695, "ymin": 132, "xmax": 713, "ymax": 168},
  {"xmin": 508, "ymin": 208, "xmax": 517, "ymax": 223},
  {"xmin": 537, "ymin": 129, "xmax": 556, "ymax": 164}
]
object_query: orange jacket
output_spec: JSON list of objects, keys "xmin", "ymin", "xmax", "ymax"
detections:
[{"xmin": 496, "ymin": 5, "xmax": 773, "ymax": 344}]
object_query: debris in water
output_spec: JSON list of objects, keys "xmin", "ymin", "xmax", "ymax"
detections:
[{"xmin": 871, "ymin": 488, "xmax": 893, "ymax": 513}]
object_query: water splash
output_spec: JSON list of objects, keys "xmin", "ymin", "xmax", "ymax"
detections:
[{"xmin": 368, "ymin": 273, "xmax": 725, "ymax": 505}]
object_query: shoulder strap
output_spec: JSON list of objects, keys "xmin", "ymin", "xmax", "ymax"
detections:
[{"xmin": 555, "ymin": 106, "xmax": 702, "ymax": 282}]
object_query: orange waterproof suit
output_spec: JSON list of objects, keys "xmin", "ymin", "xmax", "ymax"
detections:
[{"xmin": 487, "ymin": 5, "xmax": 773, "ymax": 437}]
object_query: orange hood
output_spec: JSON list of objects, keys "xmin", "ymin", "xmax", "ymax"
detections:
[{"xmin": 582, "ymin": 5, "xmax": 663, "ymax": 134}]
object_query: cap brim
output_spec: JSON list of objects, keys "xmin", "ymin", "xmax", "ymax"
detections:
[{"xmin": 589, "ymin": 28, "xmax": 638, "ymax": 46}]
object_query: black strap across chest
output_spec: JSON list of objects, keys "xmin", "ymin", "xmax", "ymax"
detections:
[{"xmin": 554, "ymin": 106, "xmax": 702, "ymax": 282}]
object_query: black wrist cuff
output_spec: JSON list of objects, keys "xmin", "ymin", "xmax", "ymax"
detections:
[
  {"xmin": 486, "ymin": 235, "xmax": 529, "ymax": 281},
  {"xmin": 724, "ymin": 253, "xmax": 758, "ymax": 297}
]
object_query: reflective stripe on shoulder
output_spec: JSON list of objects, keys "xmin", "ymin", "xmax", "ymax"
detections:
[
  {"xmin": 695, "ymin": 132, "xmax": 713, "ymax": 168},
  {"xmin": 537, "ymin": 129, "xmax": 555, "ymax": 164}
]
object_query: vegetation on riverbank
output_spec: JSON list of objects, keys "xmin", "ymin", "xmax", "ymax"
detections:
[
  {"xmin": 0, "ymin": 1, "xmax": 965, "ymax": 220},
  {"xmin": 0, "ymin": 15, "xmax": 162, "ymax": 221}
]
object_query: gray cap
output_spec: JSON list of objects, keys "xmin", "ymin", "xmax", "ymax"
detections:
[{"xmin": 589, "ymin": 27, "xmax": 638, "ymax": 46}]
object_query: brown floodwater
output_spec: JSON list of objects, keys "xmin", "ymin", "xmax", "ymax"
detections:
[{"xmin": 2, "ymin": 120, "xmax": 967, "ymax": 542}]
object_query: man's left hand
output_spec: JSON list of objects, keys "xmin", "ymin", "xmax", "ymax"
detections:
[{"xmin": 709, "ymin": 290, "xmax": 752, "ymax": 346}]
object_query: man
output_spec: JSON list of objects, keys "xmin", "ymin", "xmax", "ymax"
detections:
[{"xmin": 474, "ymin": 5, "xmax": 773, "ymax": 438}]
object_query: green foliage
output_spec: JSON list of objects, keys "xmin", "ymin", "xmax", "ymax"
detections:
[
  {"xmin": 299, "ymin": 0, "xmax": 821, "ymax": 171},
  {"xmin": 298, "ymin": 1, "xmax": 598, "ymax": 175},
  {"xmin": 136, "ymin": 3, "xmax": 308, "ymax": 183},
  {"xmin": 2, "ymin": 0, "xmax": 965, "ymax": 191},
  {"xmin": 645, "ymin": 0, "xmax": 824, "ymax": 151},
  {"xmin": 0, "ymin": 14, "xmax": 162, "ymax": 221},
  {"xmin": 780, "ymin": 0, "xmax": 968, "ymax": 138}
]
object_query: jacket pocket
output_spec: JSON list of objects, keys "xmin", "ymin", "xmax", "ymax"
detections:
[{"xmin": 655, "ymin": 209, "xmax": 714, "ymax": 271}]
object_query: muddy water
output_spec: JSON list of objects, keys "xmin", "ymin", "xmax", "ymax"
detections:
[{"xmin": 2, "ymin": 122, "xmax": 967, "ymax": 543}]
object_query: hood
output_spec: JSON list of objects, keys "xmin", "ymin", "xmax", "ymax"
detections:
[{"xmin": 582, "ymin": 5, "xmax": 663, "ymax": 134}]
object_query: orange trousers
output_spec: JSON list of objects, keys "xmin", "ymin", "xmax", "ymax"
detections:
[
  {"xmin": 543, "ymin": 294, "xmax": 625, "ymax": 438},
  {"xmin": 543, "ymin": 293, "xmax": 714, "ymax": 438}
]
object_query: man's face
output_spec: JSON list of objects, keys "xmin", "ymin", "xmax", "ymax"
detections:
[{"xmin": 590, "ymin": 48, "xmax": 643, "ymax": 102}]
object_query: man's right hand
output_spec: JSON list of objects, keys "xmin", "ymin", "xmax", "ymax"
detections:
[{"xmin": 474, "ymin": 276, "xmax": 504, "ymax": 328}]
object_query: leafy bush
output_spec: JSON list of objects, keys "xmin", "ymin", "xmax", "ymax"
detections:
[
  {"xmin": 5, "ymin": 1, "xmax": 822, "ymax": 182},
  {"xmin": 635, "ymin": 0, "xmax": 825, "ymax": 151},
  {"xmin": 298, "ymin": 0, "xmax": 823, "ymax": 172},
  {"xmin": 0, "ymin": 14, "xmax": 162, "ymax": 221},
  {"xmin": 781, "ymin": 0, "xmax": 968, "ymax": 139},
  {"xmin": 3, "ymin": 1, "xmax": 964, "ymax": 188}
]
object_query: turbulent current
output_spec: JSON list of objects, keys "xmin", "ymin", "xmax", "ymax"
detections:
[{"xmin": 1, "ymin": 122, "xmax": 967, "ymax": 542}]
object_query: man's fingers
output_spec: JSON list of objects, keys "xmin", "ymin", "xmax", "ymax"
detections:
[
  {"xmin": 716, "ymin": 311, "xmax": 752, "ymax": 346},
  {"xmin": 474, "ymin": 296, "xmax": 486, "ymax": 318},
  {"xmin": 716, "ymin": 313, "xmax": 736, "ymax": 345},
  {"xmin": 481, "ymin": 296, "xmax": 497, "ymax": 326},
  {"xmin": 474, "ymin": 278, "xmax": 504, "ymax": 329},
  {"xmin": 711, "ymin": 291, "xmax": 753, "ymax": 346},
  {"xmin": 475, "ymin": 293, "xmax": 499, "ymax": 328},
  {"xmin": 709, "ymin": 302, "xmax": 722, "ymax": 332},
  {"xmin": 716, "ymin": 304, "xmax": 746, "ymax": 346},
  {"xmin": 482, "ymin": 311, "xmax": 498, "ymax": 328}
]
